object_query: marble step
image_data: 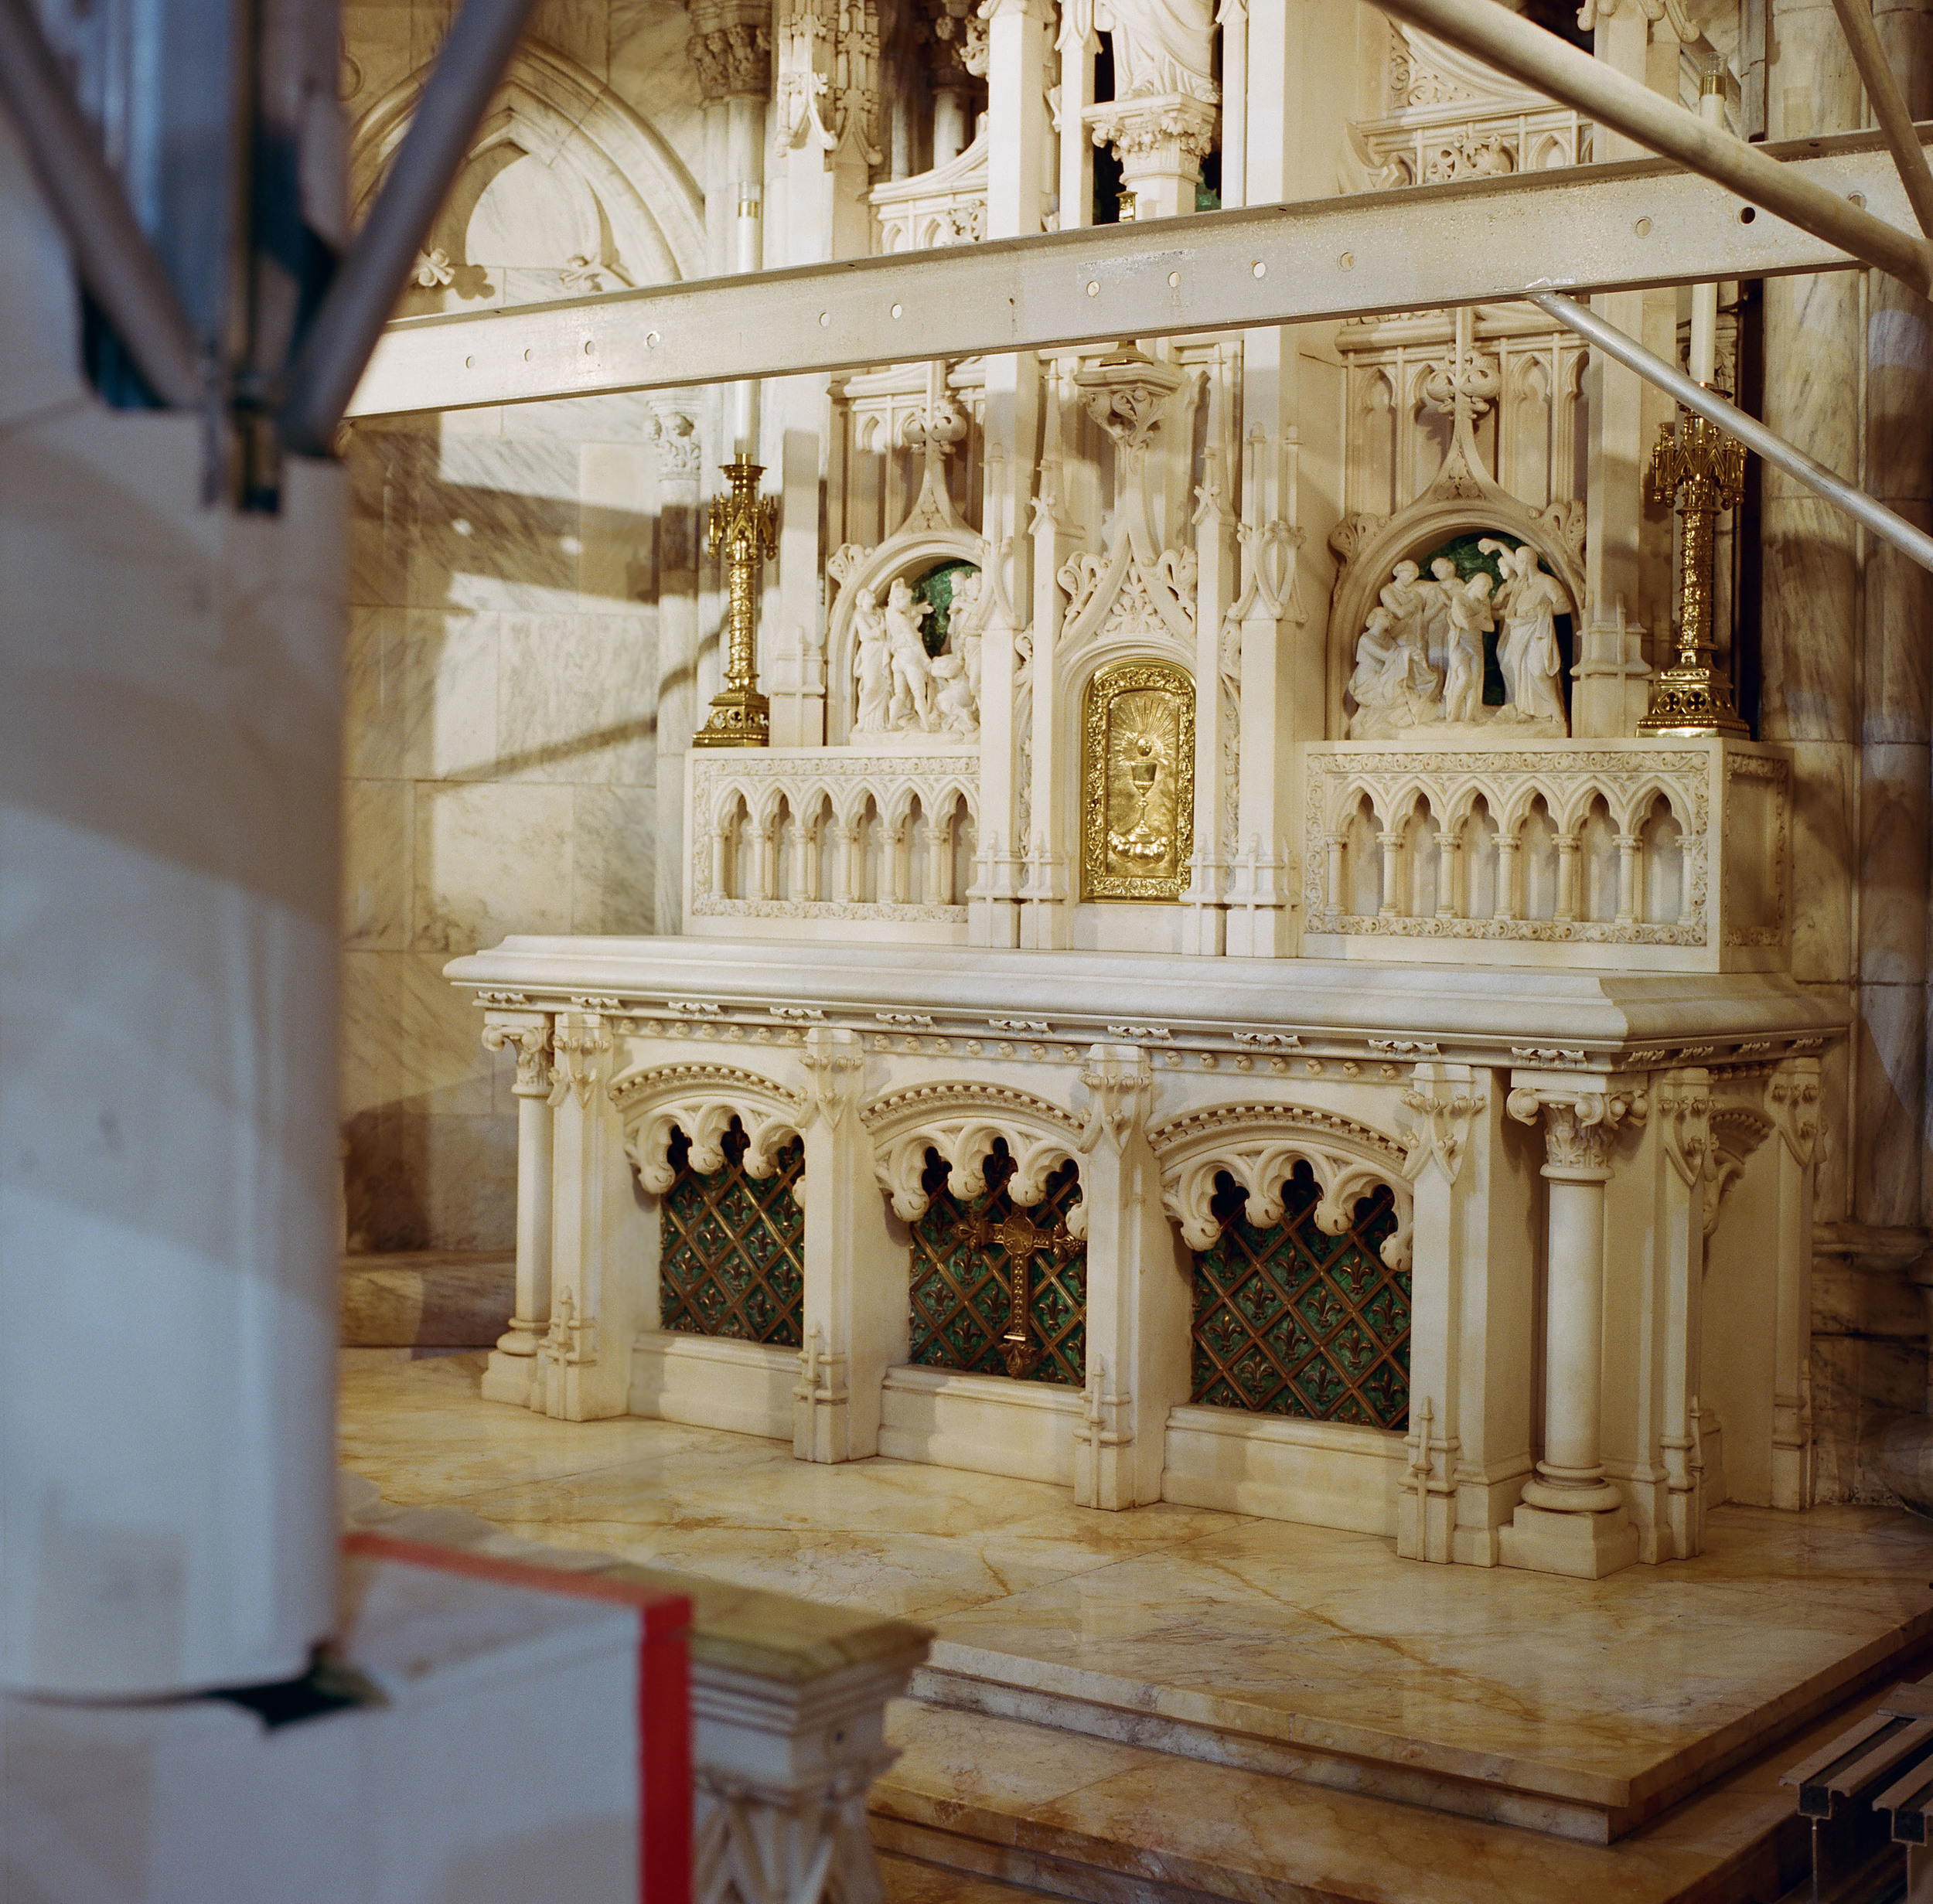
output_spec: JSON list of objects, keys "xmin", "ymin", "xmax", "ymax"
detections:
[
  {"xmin": 905, "ymin": 1504, "xmax": 1933, "ymax": 1848},
  {"xmin": 870, "ymin": 1698, "xmax": 1821, "ymax": 1904},
  {"xmin": 341, "ymin": 1250, "xmax": 515, "ymax": 1350}
]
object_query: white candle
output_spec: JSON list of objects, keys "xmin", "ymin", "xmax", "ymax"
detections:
[
  {"xmin": 1689, "ymin": 74, "xmax": 1725, "ymax": 386},
  {"xmin": 732, "ymin": 184, "xmax": 762, "ymax": 455}
]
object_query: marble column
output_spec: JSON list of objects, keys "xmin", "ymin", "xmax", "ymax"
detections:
[
  {"xmin": 1499, "ymin": 1081, "xmax": 1646, "ymax": 1579},
  {"xmin": 480, "ymin": 1015, "xmax": 556, "ymax": 1408},
  {"xmin": 794, "ymin": 1028, "xmax": 903, "ymax": 1461},
  {"xmin": 972, "ymin": 0, "xmax": 1051, "ymax": 950},
  {"xmin": 0, "ymin": 172, "xmax": 341, "ymax": 1688},
  {"xmin": 1073, "ymin": 1047, "xmax": 1188, "ymax": 1509},
  {"xmin": 1863, "ymin": 0, "xmax": 1933, "ymax": 1254},
  {"xmin": 1761, "ymin": 0, "xmax": 1863, "ymax": 1241},
  {"xmin": 651, "ymin": 400, "xmax": 704, "ymax": 933},
  {"xmin": 1398, "ymin": 1069, "xmax": 1536, "ymax": 1566},
  {"xmin": 538, "ymin": 1013, "xmax": 643, "ymax": 1422}
]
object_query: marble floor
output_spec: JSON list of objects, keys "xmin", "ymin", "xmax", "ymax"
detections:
[{"xmin": 340, "ymin": 1352, "xmax": 1933, "ymax": 1894}]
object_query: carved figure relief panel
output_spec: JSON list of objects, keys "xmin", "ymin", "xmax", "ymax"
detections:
[{"xmin": 1082, "ymin": 658, "xmax": 1195, "ymax": 901}]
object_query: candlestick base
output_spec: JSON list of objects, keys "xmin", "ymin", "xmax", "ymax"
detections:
[
  {"xmin": 1635, "ymin": 665, "xmax": 1750, "ymax": 739},
  {"xmin": 691, "ymin": 684, "xmax": 772, "ymax": 750}
]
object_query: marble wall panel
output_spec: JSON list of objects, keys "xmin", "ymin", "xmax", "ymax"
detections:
[
  {"xmin": 344, "ymin": 607, "xmax": 407, "ymax": 778},
  {"xmin": 411, "ymin": 778, "xmax": 576, "ymax": 951},
  {"xmin": 571, "ymin": 785, "xmax": 658, "ymax": 935},
  {"xmin": 346, "ymin": 424, "xmax": 433, "ymax": 610},
  {"xmin": 345, "ymin": 606, "xmax": 502, "ymax": 781},
  {"xmin": 608, "ymin": 2, "xmax": 707, "ymax": 179},
  {"xmin": 340, "ymin": 951, "xmax": 498, "ymax": 1122},
  {"xmin": 410, "ymin": 436, "xmax": 585, "ymax": 615},
  {"xmin": 1864, "ymin": 514, "xmax": 1933, "ymax": 747},
  {"xmin": 497, "ymin": 611, "xmax": 658, "ymax": 783},
  {"xmin": 339, "ymin": 3, "xmax": 412, "ymax": 131},
  {"xmin": 343, "ymin": 1106, "xmax": 520, "ymax": 1252},
  {"xmin": 509, "ymin": 393, "xmax": 663, "ymax": 441},
  {"xmin": 1856, "ymin": 982, "xmax": 1930, "ymax": 1228},
  {"xmin": 343, "ymin": 779, "xmax": 413, "ymax": 952},
  {"xmin": 1860, "ymin": 742, "xmax": 1930, "ymax": 986},
  {"xmin": 407, "ymin": 0, "xmax": 462, "ymax": 74},
  {"xmin": 580, "ymin": 442, "xmax": 656, "ymax": 606},
  {"xmin": 1812, "ymin": 1333, "xmax": 1927, "ymax": 1503},
  {"xmin": 1760, "ymin": 502, "xmax": 1858, "ymax": 744},
  {"xmin": 1775, "ymin": 738, "xmax": 1857, "ymax": 985}
]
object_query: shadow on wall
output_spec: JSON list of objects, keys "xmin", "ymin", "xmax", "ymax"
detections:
[{"xmin": 340, "ymin": 404, "xmax": 677, "ymax": 1252}]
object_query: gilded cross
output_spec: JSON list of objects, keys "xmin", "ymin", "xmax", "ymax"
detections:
[{"xmin": 959, "ymin": 1204, "xmax": 1080, "ymax": 1378}]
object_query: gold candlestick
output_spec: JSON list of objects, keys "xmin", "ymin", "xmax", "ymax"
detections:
[
  {"xmin": 1638, "ymin": 403, "xmax": 1749, "ymax": 737},
  {"xmin": 694, "ymin": 453, "xmax": 779, "ymax": 749}
]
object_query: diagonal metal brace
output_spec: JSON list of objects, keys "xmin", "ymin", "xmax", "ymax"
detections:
[
  {"xmin": 0, "ymin": 0, "xmax": 203, "ymax": 410},
  {"xmin": 1530, "ymin": 288, "xmax": 1933, "ymax": 576}
]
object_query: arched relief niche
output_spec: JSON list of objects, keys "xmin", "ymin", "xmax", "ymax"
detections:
[
  {"xmin": 1323, "ymin": 491, "xmax": 1585, "ymax": 740},
  {"xmin": 348, "ymin": 43, "xmax": 705, "ymax": 298},
  {"xmin": 824, "ymin": 530, "xmax": 986, "ymax": 743}
]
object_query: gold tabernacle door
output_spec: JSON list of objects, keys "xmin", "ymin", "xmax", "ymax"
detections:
[{"xmin": 1081, "ymin": 657, "xmax": 1195, "ymax": 901}]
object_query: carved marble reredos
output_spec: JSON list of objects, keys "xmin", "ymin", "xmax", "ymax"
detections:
[
  {"xmin": 1147, "ymin": 1102, "xmax": 1414, "ymax": 1266},
  {"xmin": 1302, "ymin": 741, "xmax": 1725, "ymax": 954},
  {"xmin": 863, "ymin": 1081, "xmax": 1087, "ymax": 1234},
  {"xmin": 612, "ymin": 1061, "xmax": 806, "ymax": 1192}
]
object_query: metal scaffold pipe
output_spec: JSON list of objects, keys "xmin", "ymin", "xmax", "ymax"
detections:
[
  {"xmin": 1530, "ymin": 288, "xmax": 1933, "ymax": 575},
  {"xmin": 1826, "ymin": 0, "xmax": 1933, "ymax": 239},
  {"xmin": 277, "ymin": 0, "xmax": 540, "ymax": 456},
  {"xmin": 0, "ymin": 0, "xmax": 204, "ymax": 410},
  {"xmin": 1365, "ymin": 0, "xmax": 1933, "ymax": 298}
]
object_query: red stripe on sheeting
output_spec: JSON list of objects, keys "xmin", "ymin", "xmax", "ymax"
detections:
[{"xmin": 343, "ymin": 1532, "xmax": 693, "ymax": 1904}]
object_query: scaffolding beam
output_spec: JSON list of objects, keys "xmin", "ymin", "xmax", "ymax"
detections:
[
  {"xmin": 346, "ymin": 131, "xmax": 1931, "ymax": 419},
  {"xmin": 1365, "ymin": 0, "xmax": 1933, "ymax": 295}
]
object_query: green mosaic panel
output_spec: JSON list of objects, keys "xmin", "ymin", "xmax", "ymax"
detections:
[
  {"xmin": 660, "ymin": 1120, "xmax": 805, "ymax": 1347},
  {"xmin": 1189, "ymin": 1166, "xmax": 1410, "ymax": 1429},
  {"xmin": 909, "ymin": 1146, "xmax": 1086, "ymax": 1387}
]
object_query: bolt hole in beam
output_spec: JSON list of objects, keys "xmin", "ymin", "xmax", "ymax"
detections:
[
  {"xmin": 1362, "ymin": 0, "xmax": 1932, "ymax": 294},
  {"xmin": 346, "ymin": 128, "xmax": 1933, "ymax": 421}
]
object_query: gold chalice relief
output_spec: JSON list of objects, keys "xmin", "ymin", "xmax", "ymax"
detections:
[
  {"xmin": 1109, "ymin": 731, "xmax": 1171, "ymax": 863},
  {"xmin": 1081, "ymin": 660, "xmax": 1195, "ymax": 900}
]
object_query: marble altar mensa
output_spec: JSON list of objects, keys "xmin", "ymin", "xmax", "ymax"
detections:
[{"xmin": 447, "ymin": 917, "xmax": 1835, "ymax": 1584}]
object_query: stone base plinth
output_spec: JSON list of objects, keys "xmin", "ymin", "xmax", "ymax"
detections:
[{"xmin": 1500, "ymin": 1502, "xmax": 1642, "ymax": 1579}]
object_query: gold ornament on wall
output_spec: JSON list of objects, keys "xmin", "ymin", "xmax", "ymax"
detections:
[{"xmin": 1081, "ymin": 658, "xmax": 1195, "ymax": 901}]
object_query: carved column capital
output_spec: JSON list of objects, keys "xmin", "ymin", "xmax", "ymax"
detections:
[
  {"xmin": 686, "ymin": 0, "xmax": 773, "ymax": 100},
  {"xmin": 483, "ymin": 1013, "xmax": 554, "ymax": 1097},
  {"xmin": 548, "ymin": 1016, "xmax": 615, "ymax": 1108},
  {"xmin": 1400, "ymin": 1064, "xmax": 1485, "ymax": 1187},
  {"xmin": 648, "ymin": 399, "xmax": 704, "ymax": 480},
  {"xmin": 799, "ymin": 1025, "xmax": 867, "ymax": 1129},
  {"xmin": 1506, "ymin": 1080, "xmax": 1647, "ymax": 1180},
  {"xmin": 1653, "ymin": 1068, "xmax": 1713, "ymax": 1187},
  {"xmin": 1076, "ymin": 1044, "xmax": 1154, "ymax": 1153},
  {"xmin": 1766, "ymin": 1056, "xmax": 1822, "ymax": 1166}
]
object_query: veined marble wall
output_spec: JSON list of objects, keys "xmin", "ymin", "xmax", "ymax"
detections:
[{"xmin": 339, "ymin": 1, "xmax": 707, "ymax": 1249}]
